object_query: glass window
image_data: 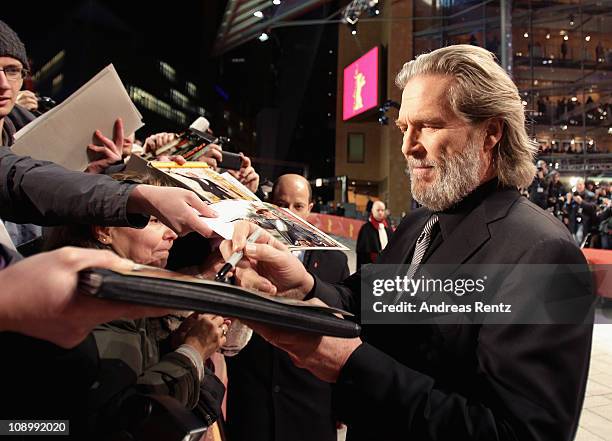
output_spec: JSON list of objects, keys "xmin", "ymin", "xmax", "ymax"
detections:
[
  {"xmin": 412, "ymin": 0, "xmax": 611, "ymax": 172},
  {"xmin": 347, "ymin": 133, "xmax": 365, "ymax": 163}
]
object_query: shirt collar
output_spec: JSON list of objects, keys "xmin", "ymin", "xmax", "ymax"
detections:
[{"xmin": 436, "ymin": 178, "xmax": 501, "ymax": 240}]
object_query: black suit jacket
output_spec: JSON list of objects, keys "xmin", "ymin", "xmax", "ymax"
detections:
[
  {"xmin": 313, "ymin": 185, "xmax": 593, "ymax": 441},
  {"xmin": 356, "ymin": 221, "xmax": 393, "ymax": 268},
  {"xmin": 566, "ymin": 191, "xmax": 597, "ymax": 234},
  {"xmin": 226, "ymin": 250, "xmax": 349, "ymax": 441}
]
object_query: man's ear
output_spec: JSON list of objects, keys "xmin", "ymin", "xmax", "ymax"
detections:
[
  {"xmin": 93, "ymin": 226, "xmax": 113, "ymax": 245},
  {"xmin": 308, "ymin": 202, "xmax": 314, "ymax": 213},
  {"xmin": 484, "ymin": 117, "xmax": 504, "ymax": 151}
]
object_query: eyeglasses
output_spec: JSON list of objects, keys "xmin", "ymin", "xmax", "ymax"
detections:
[{"xmin": 0, "ymin": 66, "xmax": 28, "ymax": 81}]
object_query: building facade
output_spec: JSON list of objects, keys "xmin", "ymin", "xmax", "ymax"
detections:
[{"xmin": 336, "ymin": 0, "xmax": 612, "ymax": 215}]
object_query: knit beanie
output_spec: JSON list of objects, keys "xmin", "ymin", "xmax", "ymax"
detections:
[{"xmin": 0, "ymin": 20, "xmax": 29, "ymax": 69}]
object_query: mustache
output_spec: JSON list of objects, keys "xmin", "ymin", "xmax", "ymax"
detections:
[{"xmin": 406, "ymin": 159, "xmax": 438, "ymax": 170}]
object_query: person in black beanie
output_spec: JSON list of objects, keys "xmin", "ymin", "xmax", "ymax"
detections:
[
  {"xmin": 0, "ymin": 20, "xmax": 43, "ymax": 249},
  {"xmin": 0, "ymin": 19, "xmax": 31, "ymax": 146}
]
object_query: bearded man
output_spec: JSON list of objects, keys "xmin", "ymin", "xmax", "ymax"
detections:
[{"xmin": 222, "ymin": 45, "xmax": 593, "ymax": 441}]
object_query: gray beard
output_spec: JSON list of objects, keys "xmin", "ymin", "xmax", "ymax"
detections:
[{"xmin": 408, "ymin": 139, "xmax": 483, "ymax": 212}]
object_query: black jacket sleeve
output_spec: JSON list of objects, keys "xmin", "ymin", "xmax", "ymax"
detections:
[
  {"xmin": 315, "ymin": 239, "xmax": 592, "ymax": 441},
  {"xmin": 0, "ymin": 147, "xmax": 147, "ymax": 227}
]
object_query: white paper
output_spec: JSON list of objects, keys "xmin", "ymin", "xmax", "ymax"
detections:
[
  {"xmin": 12, "ymin": 64, "xmax": 143, "ymax": 171},
  {"xmin": 199, "ymin": 200, "xmax": 348, "ymax": 251}
]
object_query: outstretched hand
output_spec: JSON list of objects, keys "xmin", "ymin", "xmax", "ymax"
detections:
[
  {"xmin": 85, "ymin": 118, "xmax": 124, "ymax": 174},
  {"xmin": 127, "ymin": 185, "xmax": 218, "ymax": 237},
  {"xmin": 228, "ymin": 154, "xmax": 259, "ymax": 193},
  {"xmin": 0, "ymin": 247, "xmax": 172, "ymax": 348}
]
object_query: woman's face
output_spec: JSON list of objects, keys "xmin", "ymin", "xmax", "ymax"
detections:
[{"xmin": 106, "ymin": 217, "xmax": 177, "ymax": 268}]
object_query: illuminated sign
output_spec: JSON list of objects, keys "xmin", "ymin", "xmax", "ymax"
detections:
[{"xmin": 342, "ymin": 46, "xmax": 379, "ymax": 121}]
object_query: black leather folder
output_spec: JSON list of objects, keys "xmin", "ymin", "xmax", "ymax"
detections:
[{"xmin": 79, "ymin": 267, "xmax": 360, "ymax": 338}]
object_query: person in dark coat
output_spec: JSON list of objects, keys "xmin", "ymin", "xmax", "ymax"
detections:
[
  {"xmin": 356, "ymin": 200, "xmax": 393, "ymax": 268},
  {"xmin": 226, "ymin": 174, "xmax": 350, "ymax": 441},
  {"xmin": 527, "ymin": 160, "xmax": 549, "ymax": 209},
  {"xmin": 565, "ymin": 178, "xmax": 597, "ymax": 245},
  {"xmin": 44, "ymin": 171, "xmax": 228, "ymax": 436},
  {"xmin": 547, "ymin": 170, "xmax": 567, "ymax": 218},
  {"xmin": 0, "ymin": 146, "xmax": 219, "ymax": 438},
  {"xmin": 0, "ymin": 20, "xmax": 43, "ymax": 248},
  {"xmin": 222, "ymin": 45, "xmax": 593, "ymax": 441}
]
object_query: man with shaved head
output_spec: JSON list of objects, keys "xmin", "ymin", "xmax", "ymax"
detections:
[
  {"xmin": 356, "ymin": 199, "xmax": 393, "ymax": 268},
  {"xmin": 225, "ymin": 173, "xmax": 349, "ymax": 441}
]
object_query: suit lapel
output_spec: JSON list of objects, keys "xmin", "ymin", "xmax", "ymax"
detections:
[
  {"xmin": 426, "ymin": 187, "xmax": 521, "ymax": 265},
  {"xmin": 377, "ymin": 209, "xmax": 431, "ymax": 265},
  {"xmin": 426, "ymin": 203, "xmax": 490, "ymax": 265}
]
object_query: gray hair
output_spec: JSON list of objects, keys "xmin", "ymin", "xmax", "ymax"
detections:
[{"xmin": 395, "ymin": 44, "xmax": 537, "ymax": 188}]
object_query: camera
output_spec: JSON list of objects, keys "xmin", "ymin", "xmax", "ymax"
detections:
[{"xmin": 36, "ymin": 96, "xmax": 56, "ymax": 113}]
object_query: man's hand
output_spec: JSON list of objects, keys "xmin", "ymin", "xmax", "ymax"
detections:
[
  {"xmin": 194, "ymin": 245, "xmax": 277, "ymax": 294},
  {"xmin": 575, "ymin": 195, "xmax": 583, "ymax": 205},
  {"xmin": 127, "ymin": 185, "xmax": 218, "ymax": 237},
  {"xmin": 144, "ymin": 132, "xmax": 177, "ymax": 155},
  {"xmin": 228, "ymin": 154, "xmax": 259, "ymax": 193},
  {"xmin": 219, "ymin": 220, "xmax": 314, "ymax": 298},
  {"xmin": 85, "ymin": 118, "xmax": 124, "ymax": 174},
  {"xmin": 0, "ymin": 247, "xmax": 171, "ymax": 349},
  {"xmin": 199, "ymin": 143, "xmax": 223, "ymax": 170},
  {"xmin": 16, "ymin": 90, "xmax": 38, "ymax": 111},
  {"xmin": 179, "ymin": 313, "xmax": 229, "ymax": 360},
  {"xmin": 246, "ymin": 299, "xmax": 362, "ymax": 383}
]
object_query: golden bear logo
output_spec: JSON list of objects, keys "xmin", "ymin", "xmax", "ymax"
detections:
[{"xmin": 353, "ymin": 66, "xmax": 366, "ymax": 111}]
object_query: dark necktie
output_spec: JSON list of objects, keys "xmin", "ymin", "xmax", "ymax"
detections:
[{"xmin": 394, "ymin": 214, "xmax": 439, "ymax": 303}]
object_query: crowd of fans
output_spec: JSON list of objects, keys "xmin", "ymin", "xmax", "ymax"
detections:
[
  {"xmin": 0, "ymin": 18, "xmax": 275, "ymax": 441},
  {"xmin": 527, "ymin": 160, "xmax": 612, "ymax": 248}
]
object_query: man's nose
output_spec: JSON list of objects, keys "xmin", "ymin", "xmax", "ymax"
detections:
[
  {"xmin": 0, "ymin": 70, "xmax": 12, "ymax": 90},
  {"xmin": 401, "ymin": 127, "xmax": 423, "ymax": 158}
]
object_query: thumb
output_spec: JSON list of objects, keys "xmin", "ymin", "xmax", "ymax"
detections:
[{"xmin": 113, "ymin": 118, "xmax": 124, "ymax": 148}]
